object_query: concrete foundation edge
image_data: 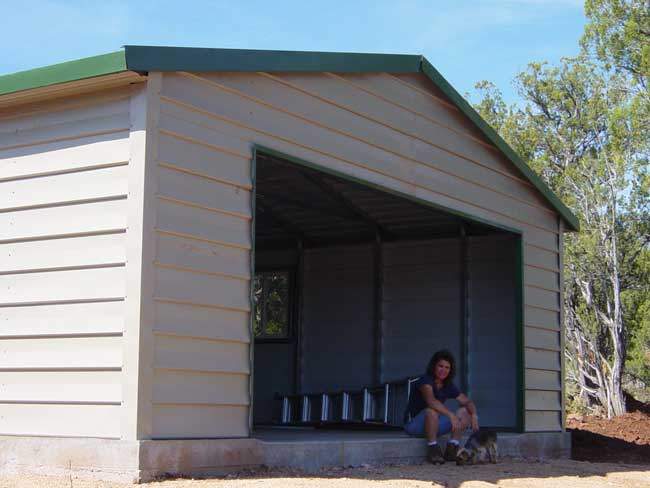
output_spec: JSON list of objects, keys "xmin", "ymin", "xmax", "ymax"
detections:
[{"xmin": 0, "ymin": 432, "xmax": 571, "ymax": 482}]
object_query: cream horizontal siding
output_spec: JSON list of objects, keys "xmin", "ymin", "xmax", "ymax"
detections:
[
  {"xmin": 525, "ymin": 369, "xmax": 562, "ymax": 391},
  {"xmin": 156, "ymin": 70, "xmax": 564, "ymax": 432},
  {"xmin": 526, "ymin": 348, "xmax": 562, "ymax": 371},
  {"xmin": 525, "ymin": 326, "xmax": 561, "ymax": 351},
  {"xmin": 153, "ymin": 301, "xmax": 249, "ymax": 343},
  {"xmin": 0, "ymin": 301, "xmax": 124, "ymax": 337},
  {"xmin": 151, "ymin": 368, "xmax": 248, "ymax": 437},
  {"xmin": 0, "ymin": 336, "xmax": 122, "ymax": 370},
  {"xmin": 150, "ymin": 85, "xmax": 252, "ymax": 438},
  {"xmin": 0, "ymin": 370, "xmax": 121, "ymax": 402},
  {"xmin": 0, "ymin": 233, "xmax": 125, "ymax": 274},
  {"xmin": 0, "ymin": 200, "xmax": 127, "ymax": 242},
  {"xmin": 0, "ymin": 404, "xmax": 121, "ymax": 437},
  {"xmin": 155, "ymin": 266, "xmax": 249, "ymax": 311},
  {"xmin": 0, "ymin": 132, "xmax": 129, "ymax": 182},
  {"xmin": 157, "ymin": 198, "xmax": 251, "ymax": 250},
  {"xmin": 526, "ymin": 390, "xmax": 562, "ymax": 410},
  {"xmin": 255, "ymin": 72, "xmax": 550, "ymax": 208},
  {"xmin": 0, "ymin": 164, "xmax": 128, "ymax": 211},
  {"xmin": 526, "ymin": 411, "xmax": 562, "ymax": 432},
  {"xmin": 153, "ymin": 334, "xmax": 249, "ymax": 375},
  {"xmin": 163, "ymin": 73, "xmax": 558, "ymax": 233},
  {"xmin": 151, "ymin": 404, "xmax": 249, "ymax": 438},
  {"xmin": 525, "ymin": 306, "xmax": 560, "ymax": 330},
  {"xmin": 0, "ymin": 88, "xmax": 130, "ymax": 438}
]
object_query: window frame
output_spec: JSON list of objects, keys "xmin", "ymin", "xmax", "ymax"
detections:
[{"xmin": 252, "ymin": 267, "xmax": 296, "ymax": 343}]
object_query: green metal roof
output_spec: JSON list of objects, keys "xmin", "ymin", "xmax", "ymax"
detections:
[{"xmin": 0, "ymin": 46, "xmax": 579, "ymax": 231}]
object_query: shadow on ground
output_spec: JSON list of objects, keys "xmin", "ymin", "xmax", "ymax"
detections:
[
  {"xmin": 571, "ymin": 428, "xmax": 650, "ymax": 464},
  {"xmin": 164, "ymin": 458, "xmax": 650, "ymax": 488}
]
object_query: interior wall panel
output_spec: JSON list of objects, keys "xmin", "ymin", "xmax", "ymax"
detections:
[
  {"xmin": 301, "ymin": 244, "xmax": 375, "ymax": 392},
  {"xmin": 468, "ymin": 234, "xmax": 518, "ymax": 428},
  {"xmin": 382, "ymin": 239, "xmax": 463, "ymax": 383}
]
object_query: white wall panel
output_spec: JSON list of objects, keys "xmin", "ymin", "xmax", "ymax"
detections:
[
  {"xmin": 152, "ymin": 369, "xmax": 248, "ymax": 405},
  {"xmin": 157, "ymin": 165, "xmax": 251, "ymax": 217},
  {"xmin": 0, "ymin": 132, "xmax": 129, "ymax": 181},
  {"xmin": 157, "ymin": 198, "xmax": 251, "ymax": 249},
  {"xmin": 151, "ymin": 405, "xmax": 248, "ymax": 438},
  {"xmin": 0, "ymin": 88, "xmax": 130, "ymax": 438},
  {"xmin": 0, "ymin": 404, "xmax": 121, "ymax": 438},
  {"xmin": 154, "ymin": 335, "xmax": 249, "ymax": 375},
  {"xmin": 0, "ymin": 370, "xmax": 121, "ymax": 402},
  {"xmin": 0, "ymin": 300, "xmax": 124, "ymax": 337},
  {"xmin": 156, "ymin": 70, "xmax": 565, "ymax": 432},
  {"xmin": 0, "ymin": 164, "xmax": 128, "ymax": 211},
  {"xmin": 0, "ymin": 233, "xmax": 125, "ymax": 273},
  {"xmin": 0, "ymin": 336, "xmax": 122, "ymax": 369},
  {"xmin": 154, "ymin": 266, "xmax": 249, "ymax": 311},
  {"xmin": 0, "ymin": 267, "xmax": 125, "ymax": 304},
  {"xmin": 0, "ymin": 199, "xmax": 127, "ymax": 242}
]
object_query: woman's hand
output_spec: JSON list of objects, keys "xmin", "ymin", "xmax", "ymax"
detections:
[
  {"xmin": 449, "ymin": 413, "xmax": 462, "ymax": 433},
  {"xmin": 471, "ymin": 414, "xmax": 479, "ymax": 432}
]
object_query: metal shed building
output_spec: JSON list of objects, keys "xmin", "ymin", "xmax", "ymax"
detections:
[{"xmin": 0, "ymin": 46, "xmax": 578, "ymax": 481}]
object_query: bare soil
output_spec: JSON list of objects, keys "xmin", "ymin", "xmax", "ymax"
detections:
[
  {"xmin": 1, "ymin": 459, "xmax": 649, "ymax": 488},
  {"xmin": 568, "ymin": 397, "xmax": 650, "ymax": 464}
]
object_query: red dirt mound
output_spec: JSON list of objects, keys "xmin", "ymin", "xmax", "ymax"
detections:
[{"xmin": 567, "ymin": 397, "xmax": 650, "ymax": 464}]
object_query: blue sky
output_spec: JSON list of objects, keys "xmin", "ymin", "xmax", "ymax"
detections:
[{"xmin": 1, "ymin": 0, "xmax": 586, "ymax": 103}]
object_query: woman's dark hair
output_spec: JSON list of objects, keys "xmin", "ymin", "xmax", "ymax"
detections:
[{"xmin": 426, "ymin": 349, "xmax": 456, "ymax": 386}]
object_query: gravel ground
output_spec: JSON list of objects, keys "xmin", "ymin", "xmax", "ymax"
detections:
[{"xmin": 0, "ymin": 459, "xmax": 649, "ymax": 488}]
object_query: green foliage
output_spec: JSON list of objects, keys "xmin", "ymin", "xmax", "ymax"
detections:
[
  {"xmin": 253, "ymin": 271, "xmax": 290, "ymax": 338},
  {"xmin": 582, "ymin": 0, "xmax": 650, "ymax": 90},
  {"xmin": 623, "ymin": 250, "xmax": 650, "ymax": 385},
  {"xmin": 471, "ymin": 48, "xmax": 648, "ymax": 413}
]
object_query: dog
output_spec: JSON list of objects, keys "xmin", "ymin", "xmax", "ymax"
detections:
[{"xmin": 455, "ymin": 429, "xmax": 498, "ymax": 465}]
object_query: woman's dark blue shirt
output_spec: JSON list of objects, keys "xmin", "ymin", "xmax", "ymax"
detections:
[{"xmin": 407, "ymin": 375, "xmax": 460, "ymax": 418}]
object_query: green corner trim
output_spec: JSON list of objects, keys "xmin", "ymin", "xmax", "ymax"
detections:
[
  {"xmin": 515, "ymin": 235, "xmax": 526, "ymax": 432},
  {"xmin": 0, "ymin": 51, "xmax": 127, "ymax": 97},
  {"xmin": 248, "ymin": 147, "xmax": 258, "ymax": 436},
  {"xmin": 418, "ymin": 58, "xmax": 579, "ymax": 232}
]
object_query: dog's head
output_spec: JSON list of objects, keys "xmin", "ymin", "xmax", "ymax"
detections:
[{"xmin": 455, "ymin": 447, "xmax": 474, "ymax": 466}]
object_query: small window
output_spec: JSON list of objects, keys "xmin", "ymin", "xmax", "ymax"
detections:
[{"xmin": 253, "ymin": 270, "xmax": 291, "ymax": 339}]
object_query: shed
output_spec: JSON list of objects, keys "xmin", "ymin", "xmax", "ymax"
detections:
[{"xmin": 0, "ymin": 46, "xmax": 577, "ymax": 481}]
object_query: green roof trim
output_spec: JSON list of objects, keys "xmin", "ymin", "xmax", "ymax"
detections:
[
  {"xmin": 125, "ymin": 45, "xmax": 422, "ymax": 73},
  {"xmin": 0, "ymin": 45, "xmax": 578, "ymax": 231},
  {"xmin": 0, "ymin": 51, "xmax": 127, "ymax": 97}
]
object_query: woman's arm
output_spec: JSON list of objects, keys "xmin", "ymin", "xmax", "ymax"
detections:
[
  {"xmin": 419, "ymin": 384, "xmax": 461, "ymax": 432},
  {"xmin": 457, "ymin": 393, "xmax": 479, "ymax": 431}
]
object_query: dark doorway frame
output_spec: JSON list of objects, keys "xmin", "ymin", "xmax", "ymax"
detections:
[{"xmin": 249, "ymin": 145, "xmax": 525, "ymax": 433}]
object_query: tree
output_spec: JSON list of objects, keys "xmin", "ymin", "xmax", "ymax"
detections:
[
  {"xmin": 582, "ymin": 0, "xmax": 650, "ymax": 91},
  {"xmin": 472, "ymin": 57, "xmax": 648, "ymax": 417}
]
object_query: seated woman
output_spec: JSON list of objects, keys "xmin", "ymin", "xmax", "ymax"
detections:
[{"xmin": 404, "ymin": 349, "xmax": 479, "ymax": 464}]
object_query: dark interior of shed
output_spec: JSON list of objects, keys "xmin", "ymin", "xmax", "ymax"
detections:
[{"xmin": 252, "ymin": 150, "xmax": 522, "ymax": 431}]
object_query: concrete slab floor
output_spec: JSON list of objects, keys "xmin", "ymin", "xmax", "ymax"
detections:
[
  {"xmin": 0, "ymin": 429, "xmax": 571, "ymax": 482},
  {"xmin": 252, "ymin": 427, "xmax": 571, "ymax": 472}
]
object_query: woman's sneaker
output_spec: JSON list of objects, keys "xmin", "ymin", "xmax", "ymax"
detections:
[
  {"xmin": 427, "ymin": 443, "xmax": 445, "ymax": 464},
  {"xmin": 444, "ymin": 442, "xmax": 459, "ymax": 461}
]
